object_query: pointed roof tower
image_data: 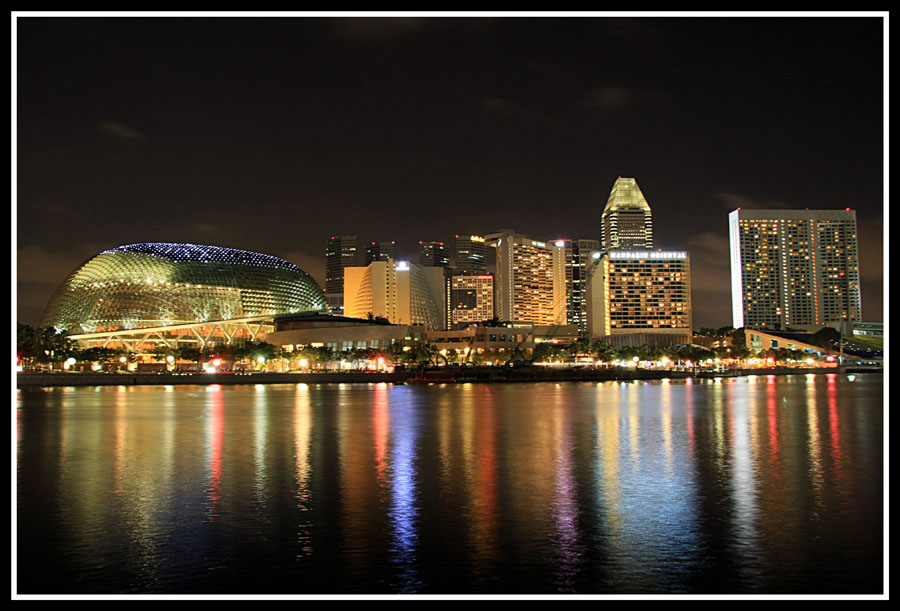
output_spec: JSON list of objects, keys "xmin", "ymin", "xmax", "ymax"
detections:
[
  {"xmin": 600, "ymin": 177, "xmax": 654, "ymax": 251},
  {"xmin": 603, "ymin": 177, "xmax": 652, "ymax": 214}
]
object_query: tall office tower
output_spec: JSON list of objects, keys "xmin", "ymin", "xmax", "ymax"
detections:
[
  {"xmin": 453, "ymin": 234, "xmax": 487, "ymax": 274},
  {"xmin": 325, "ymin": 235, "xmax": 359, "ymax": 310},
  {"xmin": 729, "ymin": 208, "xmax": 861, "ymax": 330},
  {"xmin": 418, "ymin": 241, "xmax": 450, "ymax": 268},
  {"xmin": 585, "ymin": 250, "xmax": 693, "ymax": 345},
  {"xmin": 485, "ymin": 229, "xmax": 560, "ymax": 325},
  {"xmin": 365, "ymin": 240, "xmax": 396, "ymax": 265},
  {"xmin": 600, "ymin": 177, "xmax": 654, "ymax": 252},
  {"xmin": 447, "ymin": 274, "xmax": 494, "ymax": 329},
  {"xmin": 552, "ymin": 238, "xmax": 602, "ymax": 335},
  {"xmin": 344, "ymin": 259, "xmax": 445, "ymax": 329}
]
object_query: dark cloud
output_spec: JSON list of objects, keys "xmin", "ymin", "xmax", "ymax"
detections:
[
  {"xmin": 686, "ymin": 232, "xmax": 733, "ymax": 327},
  {"xmin": 97, "ymin": 120, "xmax": 143, "ymax": 141},
  {"xmin": 480, "ymin": 97, "xmax": 538, "ymax": 120},
  {"xmin": 586, "ymin": 86, "xmax": 630, "ymax": 110},
  {"xmin": 715, "ymin": 192, "xmax": 794, "ymax": 210},
  {"xmin": 331, "ymin": 17, "xmax": 425, "ymax": 40},
  {"xmin": 282, "ymin": 250, "xmax": 326, "ymax": 288},
  {"xmin": 16, "ymin": 242, "xmax": 109, "ymax": 325}
]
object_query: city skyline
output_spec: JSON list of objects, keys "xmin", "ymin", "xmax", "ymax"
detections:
[{"xmin": 15, "ymin": 14, "xmax": 886, "ymax": 329}]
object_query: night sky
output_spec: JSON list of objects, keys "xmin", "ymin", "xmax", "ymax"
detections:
[{"xmin": 15, "ymin": 15, "xmax": 886, "ymax": 329}]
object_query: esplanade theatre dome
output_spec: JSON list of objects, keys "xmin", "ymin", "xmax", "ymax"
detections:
[{"xmin": 41, "ymin": 243, "xmax": 328, "ymax": 334}]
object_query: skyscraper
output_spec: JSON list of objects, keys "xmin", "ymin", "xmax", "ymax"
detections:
[
  {"xmin": 418, "ymin": 241, "xmax": 450, "ymax": 268},
  {"xmin": 365, "ymin": 240, "xmax": 395, "ymax": 265},
  {"xmin": 325, "ymin": 235, "xmax": 359, "ymax": 310},
  {"xmin": 453, "ymin": 234, "xmax": 487, "ymax": 275},
  {"xmin": 600, "ymin": 177, "xmax": 654, "ymax": 252},
  {"xmin": 729, "ymin": 208, "xmax": 861, "ymax": 330},
  {"xmin": 552, "ymin": 238, "xmax": 602, "ymax": 335},
  {"xmin": 586, "ymin": 250, "xmax": 693, "ymax": 346},
  {"xmin": 486, "ymin": 229, "xmax": 560, "ymax": 325}
]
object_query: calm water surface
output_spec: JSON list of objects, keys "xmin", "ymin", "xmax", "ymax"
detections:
[{"xmin": 16, "ymin": 374, "xmax": 884, "ymax": 594}]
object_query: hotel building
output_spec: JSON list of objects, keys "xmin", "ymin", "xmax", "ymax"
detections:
[
  {"xmin": 344, "ymin": 259, "xmax": 446, "ymax": 329},
  {"xmin": 586, "ymin": 250, "xmax": 693, "ymax": 346},
  {"xmin": 485, "ymin": 229, "xmax": 561, "ymax": 326},
  {"xmin": 728, "ymin": 208, "xmax": 861, "ymax": 330}
]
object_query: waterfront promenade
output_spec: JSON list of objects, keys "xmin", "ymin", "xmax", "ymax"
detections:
[{"xmin": 15, "ymin": 366, "xmax": 877, "ymax": 388}]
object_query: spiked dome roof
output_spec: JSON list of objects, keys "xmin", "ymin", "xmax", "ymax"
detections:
[{"xmin": 41, "ymin": 243, "xmax": 328, "ymax": 334}]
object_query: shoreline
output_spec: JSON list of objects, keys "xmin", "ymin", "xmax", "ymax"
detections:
[{"xmin": 15, "ymin": 366, "xmax": 881, "ymax": 388}]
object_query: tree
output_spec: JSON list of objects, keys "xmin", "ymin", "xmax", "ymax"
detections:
[
  {"xmin": 177, "ymin": 345, "xmax": 203, "ymax": 363},
  {"xmin": 809, "ymin": 327, "xmax": 841, "ymax": 351},
  {"xmin": 729, "ymin": 328, "xmax": 751, "ymax": 359},
  {"xmin": 16, "ymin": 324, "xmax": 77, "ymax": 367}
]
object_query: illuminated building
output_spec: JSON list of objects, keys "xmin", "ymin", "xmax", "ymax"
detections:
[
  {"xmin": 600, "ymin": 177, "xmax": 654, "ymax": 252},
  {"xmin": 265, "ymin": 312, "xmax": 423, "ymax": 357},
  {"xmin": 552, "ymin": 238, "xmax": 601, "ymax": 335},
  {"xmin": 365, "ymin": 240, "xmax": 396, "ymax": 265},
  {"xmin": 418, "ymin": 240, "xmax": 450, "ymax": 268},
  {"xmin": 325, "ymin": 235, "xmax": 359, "ymax": 310},
  {"xmin": 485, "ymin": 229, "xmax": 561, "ymax": 325},
  {"xmin": 344, "ymin": 259, "xmax": 446, "ymax": 329},
  {"xmin": 41, "ymin": 242, "xmax": 327, "ymax": 351},
  {"xmin": 728, "ymin": 208, "xmax": 861, "ymax": 330},
  {"xmin": 447, "ymin": 274, "xmax": 494, "ymax": 329},
  {"xmin": 453, "ymin": 234, "xmax": 487, "ymax": 274},
  {"xmin": 586, "ymin": 250, "xmax": 693, "ymax": 346}
]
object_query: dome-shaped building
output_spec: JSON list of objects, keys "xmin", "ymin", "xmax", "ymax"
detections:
[{"xmin": 42, "ymin": 243, "xmax": 327, "ymax": 334}]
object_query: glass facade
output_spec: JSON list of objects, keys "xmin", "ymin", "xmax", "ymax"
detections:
[
  {"xmin": 325, "ymin": 235, "xmax": 359, "ymax": 296},
  {"xmin": 41, "ymin": 243, "xmax": 327, "ymax": 334},
  {"xmin": 453, "ymin": 234, "xmax": 487, "ymax": 274},
  {"xmin": 418, "ymin": 241, "xmax": 450, "ymax": 268}
]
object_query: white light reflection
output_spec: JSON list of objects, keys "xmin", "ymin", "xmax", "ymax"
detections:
[
  {"xmin": 729, "ymin": 380, "xmax": 764, "ymax": 587},
  {"xmin": 388, "ymin": 388, "xmax": 422, "ymax": 592},
  {"xmin": 551, "ymin": 395, "xmax": 583, "ymax": 591}
]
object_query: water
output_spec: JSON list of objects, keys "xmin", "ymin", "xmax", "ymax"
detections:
[{"xmin": 15, "ymin": 374, "xmax": 884, "ymax": 595}]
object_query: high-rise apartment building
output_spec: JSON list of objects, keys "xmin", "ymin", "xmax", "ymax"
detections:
[
  {"xmin": 325, "ymin": 235, "xmax": 359, "ymax": 310},
  {"xmin": 552, "ymin": 238, "xmax": 601, "ymax": 335},
  {"xmin": 486, "ymin": 230, "xmax": 561, "ymax": 325},
  {"xmin": 418, "ymin": 241, "xmax": 450, "ymax": 268},
  {"xmin": 729, "ymin": 208, "xmax": 861, "ymax": 330},
  {"xmin": 600, "ymin": 177, "xmax": 654, "ymax": 252},
  {"xmin": 365, "ymin": 240, "xmax": 395, "ymax": 265},
  {"xmin": 344, "ymin": 259, "xmax": 445, "ymax": 329},
  {"xmin": 586, "ymin": 250, "xmax": 693, "ymax": 345},
  {"xmin": 453, "ymin": 234, "xmax": 487, "ymax": 275},
  {"xmin": 447, "ymin": 274, "xmax": 494, "ymax": 329}
]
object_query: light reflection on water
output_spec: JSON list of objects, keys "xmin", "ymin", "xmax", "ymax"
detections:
[{"xmin": 16, "ymin": 375, "xmax": 883, "ymax": 595}]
